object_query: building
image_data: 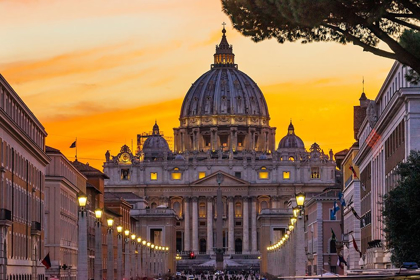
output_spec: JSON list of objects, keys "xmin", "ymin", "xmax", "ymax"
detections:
[
  {"xmin": 71, "ymin": 160, "xmax": 110, "ymax": 279},
  {"xmin": 353, "ymin": 62, "xmax": 420, "ymax": 269},
  {"xmin": 103, "ymin": 27, "xmax": 336, "ymax": 275},
  {"xmin": 0, "ymin": 74, "xmax": 50, "ymax": 280},
  {"xmin": 44, "ymin": 146, "xmax": 87, "ymax": 280}
]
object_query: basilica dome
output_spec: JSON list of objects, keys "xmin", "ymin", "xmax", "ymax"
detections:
[
  {"xmin": 143, "ymin": 122, "xmax": 170, "ymax": 160},
  {"xmin": 180, "ymin": 28, "xmax": 269, "ymax": 121},
  {"xmin": 278, "ymin": 122, "xmax": 305, "ymax": 150}
]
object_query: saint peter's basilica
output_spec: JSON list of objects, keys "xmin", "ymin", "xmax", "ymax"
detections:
[{"xmin": 103, "ymin": 27, "xmax": 336, "ymax": 273}]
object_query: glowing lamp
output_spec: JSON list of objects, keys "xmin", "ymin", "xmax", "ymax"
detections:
[
  {"xmin": 293, "ymin": 207, "xmax": 300, "ymax": 218},
  {"xmin": 107, "ymin": 218, "xmax": 114, "ymax": 227},
  {"xmin": 142, "ymin": 240, "xmax": 146, "ymax": 245},
  {"xmin": 137, "ymin": 237, "xmax": 142, "ymax": 243},
  {"xmin": 117, "ymin": 226, "xmax": 123, "ymax": 233},
  {"xmin": 78, "ymin": 196, "xmax": 87, "ymax": 207},
  {"xmin": 151, "ymin": 244, "xmax": 155, "ymax": 249},
  {"xmin": 147, "ymin": 242, "xmax": 151, "ymax": 247},
  {"xmin": 290, "ymin": 217, "xmax": 297, "ymax": 225},
  {"xmin": 296, "ymin": 192, "xmax": 306, "ymax": 207},
  {"xmin": 124, "ymin": 230, "xmax": 130, "ymax": 236},
  {"xmin": 288, "ymin": 224, "xmax": 294, "ymax": 231},
  {"xmin": 95, "ymin": 209, "xmax": 102, "ymax": 219},
  {"xmin": 131, "ymin": 234, "xmax": 136, "ymax": 240}
]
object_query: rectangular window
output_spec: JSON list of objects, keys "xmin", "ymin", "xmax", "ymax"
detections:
[
  {"xmin": 259, "ymin": 172, "xmax": 269, "ymax": 179},
  {"xmin": 235, "ymin": 172, "xmax": 241, "ymax": 179},
  {"xmin": 235, "ymin": 221, "xmax": 242, "ymax": 226},
  {"xmin": 171, "ymin": 172, "xmax": 181, "ymax": 180},
  {"xmin": 283, "ymin": 171, "xmax": 290, "ymax": 179},
  {"xmin": 311, "ymin": 167, "xmax": 320, "ymax": 179},
  {"xmin": 198, "ymin": 172, "xmax": 206, "ymax": 179},
  {"xmin": 121, "ymin": 169, "xmax": 130, "ymax": 180},
  {"xmin": 150, "ymin": 172, "xmax": 158, "ymax": 180}
]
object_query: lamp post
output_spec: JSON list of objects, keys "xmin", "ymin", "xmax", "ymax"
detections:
[
  {"xmin": 107, "ymin": 218, "xmax": 115, "ymax": 280},
  {"xmin": 94, "ymin": 209, "xmax": 103, "ymax": 280},
  {"xmin": 142, "ymin": 240, "xmax": 147, "ymax": 278},
  {"xmin": 131, "ymin": 234, "xmax": 136, "ymax": 278},
  {"xmin": 294, "ymin": 192, "xmax": 306, "ymax": 277},
  {"xmin": 146, "ymin": 242, "xmax": 151, "ymax": 276},
  {"xmin": 124, "ymin": 230, "xmax": 130, "ymax": 279},
  {"xmin": 117, "ymin": 226, "xmax": 123, "ymax": 280},
  {"xmin": 137, "ymin": 237, "xmax": 142, "ymax": 277},
  {"xmin": 77, "ymin": 196, "xmax": 88, "ymax": 280}
]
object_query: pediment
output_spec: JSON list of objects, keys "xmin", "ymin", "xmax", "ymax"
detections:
[{"xmin": 190, "ymin": 171, "xmax": 249, "ymax": 186}]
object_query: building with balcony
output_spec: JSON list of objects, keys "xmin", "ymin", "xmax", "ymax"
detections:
[{"xmin": 0, "ymin": 74, "xmax": 50, "ymax": 280}]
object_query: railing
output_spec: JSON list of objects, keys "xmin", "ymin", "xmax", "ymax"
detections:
[
  {"xmin": 0, "ymin": 208, "xmax": 12, "ymax": 221},
  {"xmin": 134, "ymin": 208, "xmax": 176, "ymax": 215}
]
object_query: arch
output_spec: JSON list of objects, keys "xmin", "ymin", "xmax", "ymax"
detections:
[
  {"xmin": 199, "ymin": 238, "xmax": 207, "ymax": 253},
  {"xmin": 288, "ymin": 156, "xmax": 294, "ymax": 161},
  {"xmin": 151, "ymin": 202, "xmax": 157, "ymax": 209},
  {"xmin": 235, "ymin": 238, "xmax": 243, "ymax": 253}
]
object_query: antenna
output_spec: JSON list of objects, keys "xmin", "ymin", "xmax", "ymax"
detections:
[{"xmin": 362, "ymin": 76, "xmax": 365, "ymax": 92}]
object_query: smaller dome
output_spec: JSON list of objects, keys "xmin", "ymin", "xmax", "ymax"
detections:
[
  {"xmin": 142, "ymin": 122, "xmax": 170, "ymax": 160},
  {"xmin": 278, "ymin": 121, "xmax": 305, "ymax": 150},
  {"xmin": 174, "ymin": 154, "xmax": 185, "ymax": 161}
]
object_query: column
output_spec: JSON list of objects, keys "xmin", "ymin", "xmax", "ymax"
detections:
[
  {"xmin": 94, "ymin": 221, "xmax": 103, "ymax": 280},
  {"xmin": 184, "ymin": 197, "xmax": 191, "ymax": 252},
  {"xmin": 206, "ymin": 197, "xmax": 213, "ymax": 254},
  {"xmin": 192, "ymin": 197, "xmax": 199, "ymax": 253},
  {"xmin": 131, "ymin": 241, "xmax": 136, "ymax": 278},
  {"xmin": 242, "ymin": 196, "xmax": 250, "ymax": 253},
  {"xmin": 117, "ymin": 234, "xmax": 123, "ymax": 280},
  {"xmin": 77, "ymin": 211, "xmax": 88, "ymax": 280},
  {"xmin": 228, "ymin": 197, "xmax": 235, "ymax": 254},
  {"xmin": 251, "ymin": 197, "xmax": 257, "ymax": 253},
  {"xmin": 137, "ymin": 246, "xmax": 142, "ymax": 277},
  {"xmin": 107, "ymin": 228, "xmax": 115, "ymax": 280}
]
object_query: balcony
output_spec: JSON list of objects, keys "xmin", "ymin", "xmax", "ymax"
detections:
[
  {"xmin": 0, "ymin": 209, "xmax": 12, "ymax": 227},
  {"xmin": 31, "ymin": 221, "xmax": 42, "ymax": 236}
]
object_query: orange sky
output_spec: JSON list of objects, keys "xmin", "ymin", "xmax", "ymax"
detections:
[{"xmin": 0, "ymin": 0, "xmax": 394, "ymax": 169}]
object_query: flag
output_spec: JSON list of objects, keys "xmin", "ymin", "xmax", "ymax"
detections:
[
  {"xmin": 41, "ymin": 253, "xmax": 51, "ymax": 269},
  {"xmin": 350, "ymin": 207, "xmax": 361, "ymax": 220},
  {"xmin": 338, "ymin": 192, "xmax": 346, "ymax": 207},
  {"xmin": 337, "ymin": 255, "xmax": 348, "ymax": 269},
  {"xmin": 349, "ymin": 166, "xmax": 358, "ymax": 178},
  {"xmin": 331, "ymin": 228, "xmax": 336, "ymax": 242},
  {"xmin": 352, "ymin": 234, "xmax": 362, "ymax": 258},
  {"xmin": 70, "ymin": 141, "xmax": 76, "ymax": 148}
]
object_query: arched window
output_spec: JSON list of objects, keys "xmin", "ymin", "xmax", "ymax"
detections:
[
  {"xmin": 289, "ymin": 156, "xmax": 294, "ymax": 161},
  {"xmin": 151, "ymin": 202, "xmax": 157, "ymax": 209},
  {"xmin": 235, "ymin": 202, "xmax": 242, "ymax": 217}
]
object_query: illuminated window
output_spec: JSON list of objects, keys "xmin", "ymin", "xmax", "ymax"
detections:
[
  {"xmin": 311, "ymin": 167, "xmax": 320, "ymax": 179},
  {"xmin": 199, "ymin": 202, "xmax": 206, "ymax": 218},
  {"xmin": 283, "ymin": 171, "xmax": 290, "ymax": 179},
  {"xmin": 150, "ymin": 172, "xmax": 158, "ymax": 180},
  {"xmin": 121, "ymin": 169, "xmax": 130, "ymax": 180},
  {"xmin": 259, "ymin": 167, "xmax": 269, "ymax": 179},
  {"xmin": 235, "ymin": 202, "xmax": 242, "ymax": 217},
  {"xmin": 171, "ymin": 172, "xmax": 181, "ymax": 180},
  {"xmin": 199, "ymin": 172, "xmax": 206, "ymax": 179},
  {"xmin": 289, "ymin": 156, "xmax": 294, "ymax": 161}
]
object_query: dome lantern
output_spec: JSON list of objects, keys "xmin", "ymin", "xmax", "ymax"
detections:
[{"xmin": 213, "ymin": 23, "xmax": 235, "ymax": 68}]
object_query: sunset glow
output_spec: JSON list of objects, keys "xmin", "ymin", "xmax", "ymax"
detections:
[{"xmin": 0, "ymin": 0, "xmax": 394, "ymax": 169}]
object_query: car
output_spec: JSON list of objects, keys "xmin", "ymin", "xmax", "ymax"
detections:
[
  {"xmin": 175, "ymin": 272, "xmax": 182, "ymax": 277},
  {"xmin": 188, "ymin": 275, "xmax": 195, "ymax": 280}
]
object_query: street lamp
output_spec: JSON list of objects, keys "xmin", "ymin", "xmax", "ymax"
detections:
[
  {"xmin": 117, "ymin": 226, "xmax": 123, "ymax": 280},
  {"xmin": 77, "ymin": 195, "xmax": 88, "ymax": 280},
  {"xmin": 107, "ymin": 218, "xmax": 115, "ymax": 280},
  {"xmin": 94, "ymin": 209, "xmax": 103, "ymax": 280},
  {"xmin": 295, "ymin": 192, "xmax": 306, "ymax": 208}
]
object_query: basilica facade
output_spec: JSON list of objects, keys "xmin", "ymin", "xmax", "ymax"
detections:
[{"xmin": 103, "ymin": 27, "xmax": 336, "ymax": 273}]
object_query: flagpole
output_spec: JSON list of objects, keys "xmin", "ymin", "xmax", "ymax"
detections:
[{"xmin": 75, "ymin": 138, "xmax": 77, "ymax": 161}]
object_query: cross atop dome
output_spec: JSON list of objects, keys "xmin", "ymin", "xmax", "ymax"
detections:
[{"xmin": 213, "ymin": 23, "xmax": 236, "ymax": 68}]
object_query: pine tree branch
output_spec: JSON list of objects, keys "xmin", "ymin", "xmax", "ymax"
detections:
[
  {"xmin": 385, "ymin": 15, "xmax": 420, "ymax": 31},
  {"xmin": 324, "ymin": 24, "xmax": 397, "ymax": 60},
  {"xmin": 399, "ymin": 0, "xmax": 420, "ymax": 19}
]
